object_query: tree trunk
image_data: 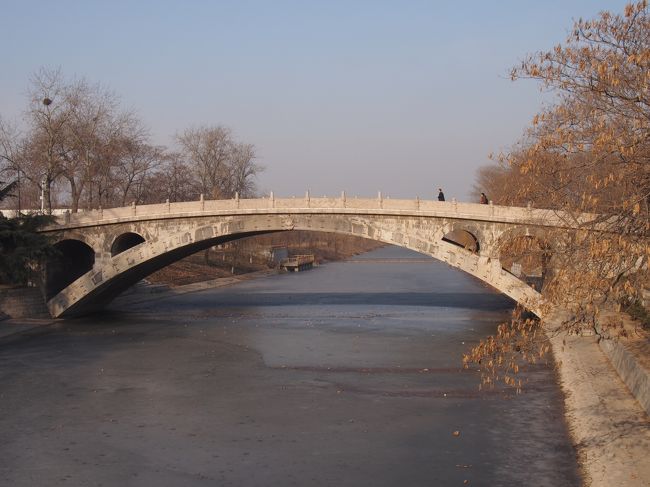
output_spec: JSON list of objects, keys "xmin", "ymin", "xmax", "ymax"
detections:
[
  {"xmin": 44, "ymin": 177, "xmax": 52, "ymax": 215},
  {"xmin": 68, "ymin": 177, "xmax": 80, "ymax": 213}
]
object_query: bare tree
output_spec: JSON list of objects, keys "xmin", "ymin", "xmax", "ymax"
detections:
[
  {"xmin": 472, "ymin": 163, "xmax": 522, "ymax": 206},
  {"xmin": 224, "ymin": 142, "xmax": 261, "ymax": 198},
  {"xmin": 20, "ymin": 69, "xmax": 70, "ymax": 214},
  {"xmin": 113, "ymin": 137, "xmax": 165, "ymax": 206},
  {"xmin": 0, "ymin": 118, "xmax": 27, "ymax": 210},
  {"xmin": 176, "ymin": 126, "xmax": 262, "ymax": 200},
  {"xmin": 58, "ymin": 78, "xmax": 128, "ymax": 212},
  {"xmin": 177, "ymin": 126, "xmax": 232, "ymax": 199},
  {"xmin": 145, "ymin": 156, "xmax": 197, "ymax": 203}
]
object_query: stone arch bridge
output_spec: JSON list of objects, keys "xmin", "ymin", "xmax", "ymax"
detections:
[{"xmin": 41, "ymin": 195, "xmax": 583, "ymax": 318}]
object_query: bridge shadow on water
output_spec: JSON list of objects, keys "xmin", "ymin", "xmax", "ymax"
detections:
[{"xmin": 148, "ymin": 291, "xmax": 515, "ymax": 311}]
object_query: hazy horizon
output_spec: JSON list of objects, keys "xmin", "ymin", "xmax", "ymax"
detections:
[{"xmin": 0, "ymin": 0, "xmax": 630, "ymax": 202}]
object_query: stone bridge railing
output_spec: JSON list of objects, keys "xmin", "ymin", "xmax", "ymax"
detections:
[{"xmin": 47, "ymin": 194, "xmax": 595, "ymax": 231}]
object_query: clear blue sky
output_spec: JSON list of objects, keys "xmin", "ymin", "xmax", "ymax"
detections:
[{"xmin": 0, "ymin": 0, "xmax": 630, "ymax": 201}]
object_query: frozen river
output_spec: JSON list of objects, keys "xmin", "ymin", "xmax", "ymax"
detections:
[{"xmin": 0, "ymin": 246, "xmax": 580, "ymax": 486}]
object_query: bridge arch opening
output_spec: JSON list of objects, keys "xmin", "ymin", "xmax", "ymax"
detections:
[
  {"xmin": 46, "ymin": 239, "xmax": 96, "ymax": 299},
  {"xmin": 499, "ymin": 235, "xmax": 552, "ymax": 291},
  {"xmin": 442, "ymin": 229, "xmax": 479, "ymax": 253},
  {"xmin": 111, "ymin": 232, "xmax": 145, "ymax": 257}
]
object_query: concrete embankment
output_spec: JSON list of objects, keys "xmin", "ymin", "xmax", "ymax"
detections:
[
  {"xmin": 595, "ymin": 312, "xmax": 650, "ymax": 416},
  {"xmin": 546, "ymin": 311, "xmax": 650, "ymax": 487}
]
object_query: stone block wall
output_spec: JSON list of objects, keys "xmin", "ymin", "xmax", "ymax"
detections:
[{"xmin": 0, "ymin": 287, "xmax": 50, "ymax": 320}]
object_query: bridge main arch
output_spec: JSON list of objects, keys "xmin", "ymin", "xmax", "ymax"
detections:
[{"xmin": 46, "ymin": 211, "xmax": 543, "ymax": 318}]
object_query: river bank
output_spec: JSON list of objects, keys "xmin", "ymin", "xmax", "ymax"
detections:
[{"xmin": 144, "ymin": 231, "xmax": 382, "ymax": 287}]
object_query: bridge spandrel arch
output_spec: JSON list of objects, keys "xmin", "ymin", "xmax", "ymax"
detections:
[
  {"xmin": 46, "ymin": 239, "xmax": 96, "ymax": 300},
  {"xmin": 110, "ymin": 232, "xmax": 146, "ymax": 257},
  {"xmin": 493, "ymin": 225, "xmax": 557, "ymax": 290},
  {"xmin": 495, "ymin": 225, "xmax": 557, "ymax": 253},
  {"xmin": 47, "ymin": 212, "xmax": 543, "ymax": 319},
  {"xmin": 442, "ymin": 229, "xmax": 480, "ymax": 253}
]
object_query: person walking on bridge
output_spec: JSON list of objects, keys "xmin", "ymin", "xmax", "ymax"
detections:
[
  {"xmin": 437, "ymin": 188, "xmax": 445, "ymax": 202},
  {"xmin": 480, "ymin": 192, "xmax": 488, "ymax": 204}
]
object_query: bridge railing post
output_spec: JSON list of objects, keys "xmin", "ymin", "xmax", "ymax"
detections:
[
  {"xmin": 235, "ymin": 192, "xmax": 240, "ymax": 209},
  {"xmin": 378, "ymin": 191, "xmax": 383, "ymax": 209},
  {"xmin": 305, "ymin": 190, "xmax": 310, "ymax": 208},
  {"xmin": 64, "ymin": 210, "xmax": 70, "ymax": 224},
  {"xmin": 489, "ymin": 199, "xmax": 494, "ymax": 216},
  {"xmin": 166, "ymin": 198, "xmax": 170, "ymax": 213},
  {"xmin": 416, "ymin": 196, "xmax": 420, "ymax": 211},
  {"xmin": 341, "ymin": 190, "xmax": 346, "ymax": 208},
  {"xmin": 200, "ymin": 193, "xmax": 205, "ymax": 211},
  {"xmin": 270, "ymin": 191, "xmax": 275, "ymax": 208},
  {"xmin": 131, "ymin": 201, "xmax": 136, "ymax": 216},
  {"xmin": 452, "ymin": 197, "xmax": 457, "ymax": 214}
]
